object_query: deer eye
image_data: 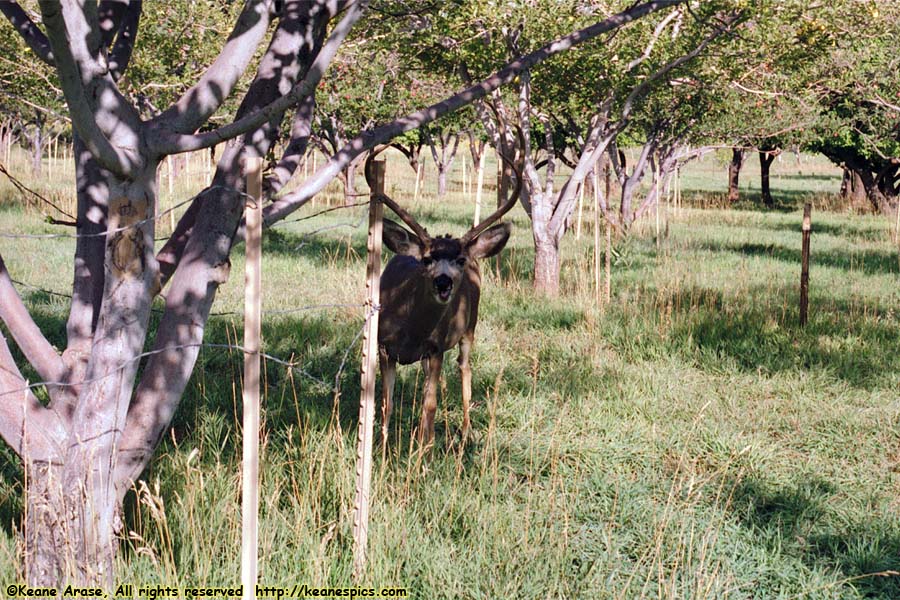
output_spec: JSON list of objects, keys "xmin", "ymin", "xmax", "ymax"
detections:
[
  {"xmin": 421, "ymin": 256, "xmax": 433, "ymax": 266},
  {"xmin": 455, "ymin": 257, "xmax": 467, "ymax": 266}
]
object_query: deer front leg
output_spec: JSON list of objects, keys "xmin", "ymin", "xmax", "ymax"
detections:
[
  {"xmin": 379, "ymin": 349, "xmax": 397, "ymax": 457},
  {"xmin": 458, "ymin": 335, "xmax": 473, "ymax": 441},
  {"xmin": 419, "ymin": 354, "xmax": 443, "ymax": 447}
]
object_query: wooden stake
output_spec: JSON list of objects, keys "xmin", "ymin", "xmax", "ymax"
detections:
[
  {"xmin": 474, "ymin": 152, "xmax": 486, "ymax": 225},
  {"xmin": 576, "ymin": 180, "xmax": 584, "ymax": 240},
  {"xmin": 241, "ymin": 156, "xmax": 264, "ymax": 598},
  {"xmin": 675, "ymin": 167, "xmax": 681, "ymax": 215},
  {"xmin": 166, "ymin": 155, "xmax": 175, "ymax": 230},
  {"xmin": 413, "ymin": 162, "xmax": 423, "ymax": 204},
  {"xmin": 605, "ymin": 220, "xmax": 612, "ymax": 305},
  {"xmin": 654, "ymin": 159, "xmax": 661, "ymax": 249},
  {"xmin": 352, "ymin": 160, "xmax": 384, "ymax": 578},
  {"xmin": 894, "ymin": 199, "xmax": 900, "ymax": 245},
  {"xmin": 799, "ymin": 203, "xmax": 811, "ymax": 326},
  {"xmin": 462, "ymin": 155, "xmax": 467, "ymax": 195},
  {"xmin": 593, "ymin": 166, "xmax": 601, "ymax": 304}
]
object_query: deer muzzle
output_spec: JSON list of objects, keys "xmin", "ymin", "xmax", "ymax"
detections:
[{"xmin": 433, "ymin": 274, "xmax": 453, "ymax": 303}]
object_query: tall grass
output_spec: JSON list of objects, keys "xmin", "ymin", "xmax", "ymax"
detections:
[{"xmin": 1, "ymin": 146, "xmax": 899, "ymax": 598}]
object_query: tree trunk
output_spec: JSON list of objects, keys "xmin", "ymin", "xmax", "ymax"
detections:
[
  {"xmin": 29, "ymin": 126, "xmax": 43, "ymax": 177},
  {"xmin": 437, "ymin": 166, "xmax": 447, "ymax": 197},
  {"xmin": 727, "ymin": 148, "xmax": 744, "ymax": 203},
  {"xmin": 343, "ymin": 162, "xmax": 356, "ymax": 205},
  {"xmin": 759, "ymin": 150, "xmax": 775, "ymax": 207},
  {"xmin": 24, "ymin": 159, "xmax": 161, "ymax": 587},
  {"xmin": 24, "ymin": 462, "xmax": 67, "ymax": 586},
  {"xmin": 533, "ymin": 238, "xmax": 561, "ymax": 296},
  {"xmin": 840, "ymin": 167, "xmax": 851, "ymax": 199},
  {"xmin": 620, "ymin": 175, "xmax": 639, "ymax": 227}
]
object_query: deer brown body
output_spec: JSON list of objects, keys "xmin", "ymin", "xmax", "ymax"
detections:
[{"xmin": 368, "ymin": 147, "xmax": 521, "ymax": 449}]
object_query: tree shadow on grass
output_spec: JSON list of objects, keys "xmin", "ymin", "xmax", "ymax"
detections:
[
  {"xmin": 702, "ymin": 239, "xmax": 899, "ymax": 276},
  {"xmin": 728, "ymin": 475, "xmax": 900, "ymax": 598},
  {"xmin": 248, "ymin": 227, "xmax": 368, "ymax": 265},
  {"xmin": 647, "ymin": 283, "xmax": 900, "ymax": 390},
  {"xmin": 761, "ymin": 219, "xmax": 890, "ymax": 241}
]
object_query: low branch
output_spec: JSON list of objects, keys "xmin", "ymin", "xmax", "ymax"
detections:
[
  {"xmin": 0, "ymin": 1, "xmax": 54, "ymax": 65},
  {"xmin": 157, "ymin": 0, "xmax": 334, "ymax": 286},
  {"xmin": 0, "ymin": 330, "xmax": 67, "ymax": 461},
  {"xmin": 0, "ymin": 254, "xmax": 67, "ymax": 387},
  {"xmin": 265, "ymin": 94, "xmax": 315, "ymax": 196}
]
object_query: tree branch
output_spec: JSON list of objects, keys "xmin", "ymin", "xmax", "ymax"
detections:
[
  {"xmin": 0, "ymin": 255, "xmax": 67, "ymax": 388},
  {"xmin": 38, "ymin": 0, "xmax": 141, "ymax": 176},
  {"xmin": 259, "ymin": 0, "xmax": 685, "ymax": 230},
  {"xmin": 157, "ymin": 0, "xmax": 335, "ymax": 287},
  {"xmin": 0, "ymin": 330, "xmax": 67, "ymax": 461},
  {"xmin": 108, "ymin": 0, "xmax": 141, "ymax": 81},
  {"xmin": 0, "ymin": 1, "xmax": 54, "ymax": 65},
  {"xmin": 149, "ymin": 0, "xmax": 274, "ymax": 135},
  {"xmin": 97, "ymin": 0, "xmax": 128, "ymax": 49},
  {"xmin": 148, "ymin": 0, "xmax": 367, "ymax": 155},
  {"xmin": 264, "ymin": 94, "xmax": 315, "ymax": 196}
]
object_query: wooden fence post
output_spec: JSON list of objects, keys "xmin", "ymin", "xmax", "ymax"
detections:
[
  {"xmin": 241, "ymin": 157, "xmax": 263, "ymax": 598},
  {"xmin": 604, "ymin": 163, "xmax": 612, "ymax": 305},
  {"xmin": 654, "ymin": 158, "xmax": 661, "ymax": 249},
  {"xmin": 576, "ymin": 179, "xmax": 585, "ymax": 240},
  {"xmin": 473, "ymin": 152, "xmax": 486, "ymax": 225},
  {"xmin": 799, "ymin": 203, "xmax": 811, "ymax": 326},
  {"xmin": 352, "ymin": 160, "xmax": 385, "ymax": 578},
  {"xmin": 593, "ymin": 165, "xmax": 601, "ymax": 304}
]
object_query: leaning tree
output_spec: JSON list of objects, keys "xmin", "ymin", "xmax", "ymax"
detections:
[{"xmin": 0, "ymin": 0, "xmax": 689, "ymax": 586}]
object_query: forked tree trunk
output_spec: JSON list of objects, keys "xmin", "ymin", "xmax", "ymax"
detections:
[
  {"xmin": 759, "ymin": 150, "xmax": 776, "ymax": 207},
  {"xmin": 727, "ymin": 148, "xmax": 744, "ymax": 203},
  {"xmin": 25, "ymin": 160, "xmax": 160, "ymax": 587}
]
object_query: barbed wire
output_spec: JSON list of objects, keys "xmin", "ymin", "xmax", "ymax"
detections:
[
  {"xmin": 0, "ymin": 160, "xmax": 76, "ymax": 220},
  {"xmin": 0, "ymin": 182, "xmax": 371, "ymax": 243},
  {"xmin": 0, "ymin": 190, "xmax": 211, "ymax": 241},
  {"xmin": 11, "ymin": 275, "xmax": 366, "ymax": 318},
  {"xmin": 1, "ymin": 303, "xmax": 378, "ymax": 403}
]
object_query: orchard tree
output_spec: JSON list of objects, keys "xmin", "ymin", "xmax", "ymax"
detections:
[
  {"xmin": 0, "ymin": 0, "xmax": 684, "ymax": 586},
  {"xmin": 408, "ymin": 0, "xmax": 742, "ymax": 294}
]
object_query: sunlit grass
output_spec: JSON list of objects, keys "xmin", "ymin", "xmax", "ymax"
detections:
[{"xmin": 1, "ymin": 145, "xmax": 899, "ymax": 598}]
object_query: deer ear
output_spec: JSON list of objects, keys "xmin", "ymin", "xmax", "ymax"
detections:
[
  {"xmin": 383, "ymin": 218, "xmax": 424, "ymax": 259},
  {"xmin": 466, "ymin": 223, "xmax": 511, "ymax": 259}
]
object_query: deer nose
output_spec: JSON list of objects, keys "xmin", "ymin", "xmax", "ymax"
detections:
[{"xmin": 434, "ymin": 274, "xmax": 452, "ymax": 293}]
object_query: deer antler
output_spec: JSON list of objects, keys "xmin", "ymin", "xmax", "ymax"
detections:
[
  {"xmin": 365, "ymin": 146, "xmax": 431, "ymax": 242},
  {"xmin": 460, "ymin": 127, "xmax": 525, "ymax": 246}
]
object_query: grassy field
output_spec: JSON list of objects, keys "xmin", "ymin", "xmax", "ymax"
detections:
[{"xmin": 1, "ymin": 147, "xmax": 900, "ymax": 598}]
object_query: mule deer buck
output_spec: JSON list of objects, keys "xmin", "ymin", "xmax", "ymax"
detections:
[{"xmin": 366, "ymin": 147, "xmax": 522, "ymax": 449}]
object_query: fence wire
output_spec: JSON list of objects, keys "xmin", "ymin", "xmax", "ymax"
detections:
[
  {"xmin": 1, "ymin": 165, "xmax": 379, "ymax": 428},
  {"xmin": 1, "ymin": 302, "xmax": 378, "ymax": 406}
]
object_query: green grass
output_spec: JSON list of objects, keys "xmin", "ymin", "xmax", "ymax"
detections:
[{"xmin": 1, "ymin": 147, "xmax": 900, "ymax": 598}]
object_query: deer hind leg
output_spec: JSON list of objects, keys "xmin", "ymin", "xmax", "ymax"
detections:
[
  {"xmin": 379, "ymin": 350, "xmax": 397, "ymax": 456},
  {"xmin": 418, "ymin": 354, "xmax": 443, "ymax": 448},
  {"xmin": 457, "ymin": 335, "xmax": 473, "ymax": 440}
]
